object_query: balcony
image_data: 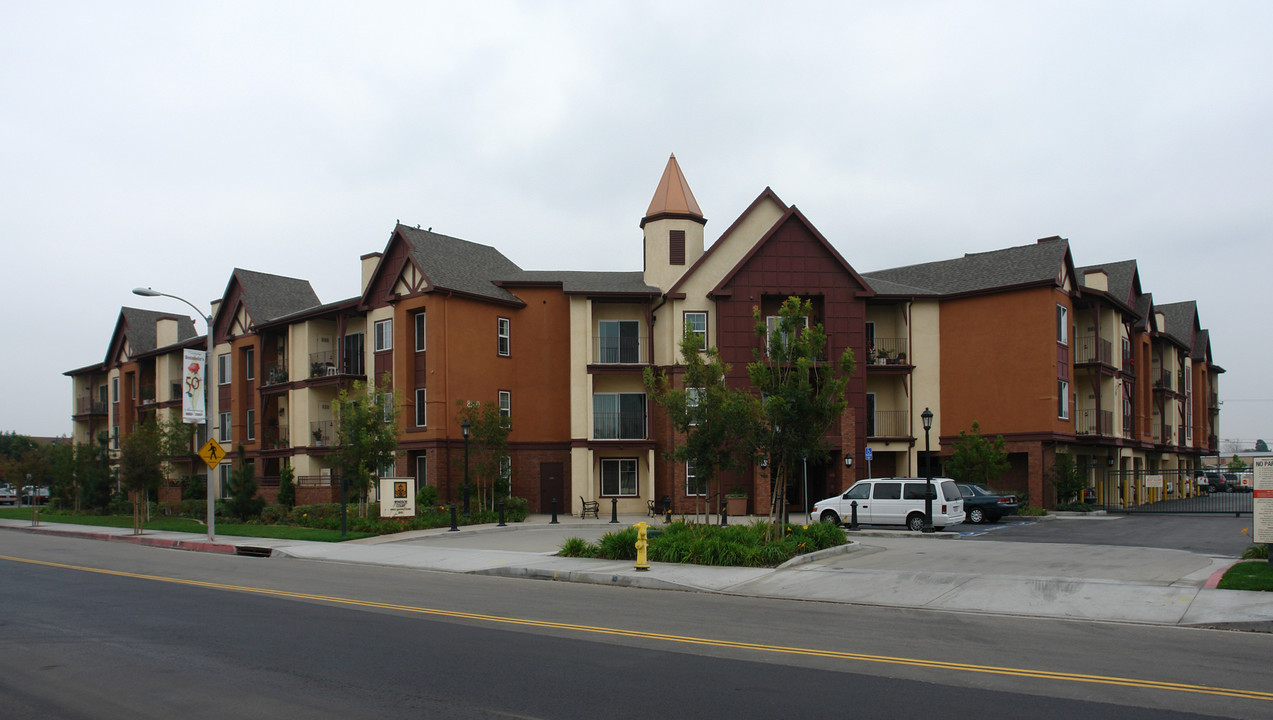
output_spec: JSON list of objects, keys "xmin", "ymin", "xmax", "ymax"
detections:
[
  {"xmin": 868, "ymin": 410, "xmax": 910, "ymax": 438},
  {"xmin": 262, "ymin": 424, "xmax": 289, "ymax": 450},
  {"xmin": 309, "ymin": 420, "xmax": 335, "ymax": 446},
  {"xmin": 1076, "ymin": 409, "xmax": 1114, "ymax": 436},
  {"xmin": 75, "ymin": 397, "xmax": 107, "ymax": 416},
  {"xmin": 592, "ymin": 336, "xmax": 648, "ymax": 365},
  {"xmin": 139, "ymin": 385, "xmax": 157, "ymax": 405},
  {"xmin": 1122, "ymin": 413, "xmax": 1134, "ymax": 439},
  {"xmin": 868, "ymin": 337, "xmax": 909, "ymax": 366},
  {"xmin": 593, "ymin": 412, "xmax": 647, "ymax": 440},
  {"xmin": 262, "ymin": 363, "xmax": 290, "ymax": 387},
  {"xmin": 308, "ymin": 351, "xmax": 364, "ymax": 379},
  {"xmin": 1075, "ymin": 335, "xmax": 1113, "ymax": 366}
]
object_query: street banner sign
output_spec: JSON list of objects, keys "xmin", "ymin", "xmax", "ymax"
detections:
[
  {"xmin": 198, "ymin": 438, "xmax": 226, "ymax": 469},
  {"xmin": 182, "ymin": 349, "xmax": 206, "ymax": 424}
]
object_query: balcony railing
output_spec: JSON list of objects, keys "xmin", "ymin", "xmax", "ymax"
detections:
[
  {"xmin": 1076, "ymin": 335, "xmax": 1113, "ymax": 365},
  {"xmin": 262, "ymin": 363, "xmax": 290, "ymax": 386},
  {"xmin": 1122, "ymin": 413, "xmax": 1134, "ymax": 439},
  {"xmin": 868, "ymin": 337, "xmax": 909, "ymax": 365},
  {"xmin": 593, "ymin": 412, "xmax": 647, "ymax": 440},
  {"xmin": 593, "ymin": 336, "xmax": 648, "ymax": 365},
  {"xmin": 262, "ymin": 424, "xmax": 289, "ymax": 449},
  {"xmin": 868, "ymin": 410, "xmax": 910, "ymax": 438},
  {"xmin": 309, "ymin": 420, "xmax": 335, "ymax": 446},
  {"xmin": 76, "ymin": 397, "xmax": 107, "ymax": 415},
  {"xmin": 308, "ymin": 351, "xmax": 363, "ymax": 378},
  {"xmin": 1076, "ymin": 409, "xmax": 1114, "ymax": 436},
  {"xmin": 139, "ymin": 385, "xmax": 156, "ymax": 405},
  {"xmin": 296, "ymin": 474, "xmax": 334, "ymax": 487}
]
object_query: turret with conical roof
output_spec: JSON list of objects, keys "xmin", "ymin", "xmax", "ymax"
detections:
[{"xmin": 642, "ymin": 153, "xmax": 706, "ymax": 291}]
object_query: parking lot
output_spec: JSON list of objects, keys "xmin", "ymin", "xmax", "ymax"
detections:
[{"xmin": 959, "ymin": 513, "xmax": 1254, "ymax": 557}]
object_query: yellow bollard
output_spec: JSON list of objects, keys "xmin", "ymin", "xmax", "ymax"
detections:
[{"xmin": 634, "ymin": 521, "xmax": 650, "ymax": 571}]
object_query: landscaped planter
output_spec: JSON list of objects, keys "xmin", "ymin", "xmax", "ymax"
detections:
[{"xmin": 726, "ymin": 496, "xmax": 748, "ymax": 516}]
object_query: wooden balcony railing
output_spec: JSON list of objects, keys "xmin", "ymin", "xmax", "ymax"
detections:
[
  {"xmin": 1076, "ymin": 409, "xmax": 1114, "ymax": 436},
  {"xmin": 868, "ymin": 410, "xmax": 910, "ymax": 438},
  {"xmin": 1076, "ymin": 335, "xmax": 1113, "ymax": 365},
  {"xmin": 868, "ymin": 337, "xmax": 909, "ymax": 365}
]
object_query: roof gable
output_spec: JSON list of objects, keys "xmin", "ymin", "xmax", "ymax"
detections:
[
  {"xmin": 214, "ymin": 268, "xmax": 321, "ymax": 341},
  {"xmin": 713, "ymin": 205, "xmax": 874, "ymax": 297},
  {"xmin": 105, "ymin": 307, "xmax": 198, "ymax": 365},
  {"xmin": 363, "ymin": 224, "xmax": 526, "ymax": 307}
]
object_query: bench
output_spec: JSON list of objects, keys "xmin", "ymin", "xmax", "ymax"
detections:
[
  {"xmin": 648, "ymin": 500, "xmax": 658, "ymax": 517},
  {"xmin": 580, "ymin": 496, "xmax": 599, "ymax": 519}
]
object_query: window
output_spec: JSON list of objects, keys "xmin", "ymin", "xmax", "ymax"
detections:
[
  {"xmin": 500, "ymin": 455, "xmax": 512, "ymax": 483},
  {"xmin": 381, "ymin": 393, "xmax": 394, "ymax": 423},
  {"xmin": 684, "ymin": 312, "xmax": 707, "ymax": 351},
  {"xmin": 593, "ymin": 393, "xmax": 647, "ymax": 440},
  {"xmin": 497, "ymin": 317, "xmax": 510, "ymax": 356},
  {"xmin": 601, "ymin": 458, "xmax": 638, "ymax": 496},
  {"xmin": 415, "ymin": 388, "xmax": 427, "ymax": 427},
  {"xmin": 686, "ymin": 460, "xmax": 704, "ymax": 496},
  {"xmin": 498, "ymin": 390, "xmax": 511, "ymax": 419},
  {"xmin": 111, "ymin": 425, "xmax": 119, "ymax": 450},
  {"xmin": 219, "ymin": 465, "xmax": 233, "ymax": 499},
  {"xmin": 865, "ymin": 321, "xmax": 876, "ymax": 351},
  {"xmin": 219, "ymin": 412, "xmax": 232, "ymax": 442},
  {"xmin": 374, "ymin": 319, "xmax": 393, "ymax": 352},
  {"xmin": 686, "ymin": 387, "xmax": 702, "ymax": 426},
  {"xmin": 416, "ymin": 454, "xmax": 428, "ymax": 487},
  {"xmin": 415, "ymin": 312, "xmax": 426, "ymax": 352},
  {"xmin": 1056, "ymin": 305, "xmax": 1068, "ymax": 345},
  {"xmin": 764, "ymin": 314, "xmax": 808, "ymax": 356},
  {"xmin": 865, "ymin": 392, "xmax": 877, "ymax": 436},
  {"xmin": 343, "ymin": 333, "xmax": 365, "ymax": 376},
  {"xmin": 218, "ymin": 353, "xmax": 231, "ymax": 385},
  {"xmin": 598, "ymin": 320, "xmax": 640, "ymax": 363},
  {"xmin": 244, "ymin": 347, "xmax": 255, "ymax": 381},
  {"xmin": 669, "ymin": 229, "xmax": 685, "ymax": 265},
  {"xmin": 1059, "ymin": 380, "xmax": 1070, "ymax": 419},
  {"xmin": 246, "ymin": 409, "xmax": 256, "ymax": 441},
  {"xmin": 872, "ymin": 482, "xmax": 902, "ymax": 500},
  {"xmin": 111, "ymin": 377, "xmax": 119, "ymax": 403}
]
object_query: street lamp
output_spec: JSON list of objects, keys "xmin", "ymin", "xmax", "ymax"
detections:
[
  {"xmin": 133, "ymin": 287, "xmax": 216, "ymax": 542},
  {"xmin": 921, "ymin": 407, "xmax": 934, "ymax": 533},
  {"xmin": 461, "ymin": 419, "xmax": 471, "ymax": 517}
]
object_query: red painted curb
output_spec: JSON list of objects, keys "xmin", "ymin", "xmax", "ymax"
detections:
[
  {"xmin": 1204, "ymin": 561, "xmax": 1240, "ymax": 589},
  {"xmin": 10, "ymin": 526, "xmax": 239, "ymax": 555}
]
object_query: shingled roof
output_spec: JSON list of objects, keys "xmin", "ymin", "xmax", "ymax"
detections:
[
  {"xmin": 231, "ymin": 268, "xmax": 322, "ymax": 323},
  {"xmin": 1155, "ymin": 300, "xmax": 1200, "ymax": 349},
  {"xmin": 119, "ymin": 307, "xmax": 198, "ymax": 355},
  {"xmin": 502, "ymin": 270, "xmax": 660, "ymax": 295},
  {"xmin": 862, "ymin": 236, "xmax": 1071, "ymax": 297},
  {"xmin": 396, "ymin": 225, "xmax": 525, "ymax": 303}
]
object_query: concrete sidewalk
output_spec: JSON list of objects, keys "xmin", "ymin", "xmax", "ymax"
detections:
[{"xmin": 3, "ymin": 513, "xmax": 1271, "ymax": 628}]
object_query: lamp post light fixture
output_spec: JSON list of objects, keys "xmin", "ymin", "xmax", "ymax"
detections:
[
  {"xmin": 133, "ymin": 287, "xmax": 216, "ymax": 542},
  {"xmin": 921, "ymin": 407, "xmax": 934, "ymax": 534},
  {"xmin": 461, "ymin": 419, "xmax": 471, "ymax": 517}
]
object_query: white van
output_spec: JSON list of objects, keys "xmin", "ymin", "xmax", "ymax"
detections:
[{"xmin": 810, "ymin": 478, "xmax": 965, "ymax": 531}]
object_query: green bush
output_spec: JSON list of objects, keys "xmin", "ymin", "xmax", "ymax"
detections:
[
  {"xmin": 559, "ymin": 537, "xmax": 598, "ymax": 557},
  {"xmin": 416, "ymin": 485, "xmax": 441, "ymax": 511},
  {"xmin": 1053, "ymin": 502, "xmax": 1093, "ymax": 512},
  {"xmin": 1242, "ymin": 544, "xmax": 1269, "ymax": 560},
  {"xmin": 259, "ymin": 505, "xmax": 289, "ymax": 524},
  {"xmin": 560, "ymin": 520, "xmax": 848, "ymax": 567}
]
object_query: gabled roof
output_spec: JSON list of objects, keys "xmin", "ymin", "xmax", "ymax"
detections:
[
  {"xmin": 385, "ymin": 224, "xmax": 525, "ymax": 304},
  {"xmin": 106, "ymin": 307, "xmax": 198, "ymax": 363},
  {"xmin": 499, "ymin": 270, "xmax": 659, "ymax": 296},
  {"xmin": 1156, "ymin": 300, "xmax": 1200, "ymax": 350},
  {"xmin": 711, "ymin": 204, "xmax": 874, "ymax": 298},
  {"xmin": 641, "ymin": 153, "xmax": 705, "ymax": 227},
  {"xmin": 665, "ymin": 187, "xmax": 788, "ymax": 297},
  {"xmin": 228, "ymin": 268, "xmax": 322, "ymax": 324},
  {"xmin": 862, "ymin": 236, "xmax": 1073, "ymax": 297}
]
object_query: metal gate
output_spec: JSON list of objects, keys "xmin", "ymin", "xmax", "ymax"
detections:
[{"xmin": 1094, "ymin": 469, "xmax": 1252, "ymax": 515}]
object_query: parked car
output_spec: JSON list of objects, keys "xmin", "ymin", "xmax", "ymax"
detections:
[
  {"xmin": 0, "ymin": 485, "xmax": 17, "ymax": 505},
  {"xmin": 21, "ymin": 485, "xmax": 50, "ymax": 505},
  {"xmin": 1197, "ymin": 472, "xmax": 1224, "ymax": 493},
  {"xmin": 811, "ymin": 477, "xmax": 964, "ymax": 531},
  {"xmin": 956, "ymin": 483, "xmax": 1018, "ymax": 524}
]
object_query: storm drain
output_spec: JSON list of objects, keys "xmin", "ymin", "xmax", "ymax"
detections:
[{"xmin": 234, "ymin": 546, "xmax": 273, "ymax": 558}]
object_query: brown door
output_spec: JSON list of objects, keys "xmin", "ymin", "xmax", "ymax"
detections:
[{"xmin": 539, "ymin": 462, "xmax": 565, "ymax": 514}]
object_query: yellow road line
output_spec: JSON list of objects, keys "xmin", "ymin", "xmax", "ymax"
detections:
[{"xmin": 4, "ymin": 553, "xmax": 1270, "ymax": 702}]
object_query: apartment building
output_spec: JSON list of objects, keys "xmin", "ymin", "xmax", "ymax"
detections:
[{"xmin": 67, "ymin": 156, "xmax": 1221, "ymax": 511}]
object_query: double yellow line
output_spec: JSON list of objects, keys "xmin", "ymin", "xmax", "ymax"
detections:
[{"xmin": 5, "ymin": 553, "xmax": 1270, "ymax": 703}]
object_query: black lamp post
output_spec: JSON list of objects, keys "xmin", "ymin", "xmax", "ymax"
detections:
[
  {"xmin": 921, "ymin": 407, "xmax": 934, "ymax": 534},
  {"xmin": 461, "ymin": 419, "xmax": 471, "ymax": 517}
]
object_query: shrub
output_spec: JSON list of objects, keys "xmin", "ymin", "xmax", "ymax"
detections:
[
  {"xmin": 597, "ymin": 527, "xmax": 639, "ymax": 560},
  {"xmin": 1242, "ymin": 544, "xmax": 1269, "ymax": 560},
  {"xmin": 416, "ymin": 485, "xmax": 440, "ymax": 511},
  {"xmin": 259, "ymin": 505, "xmax": 289, "ymax": 524},
  {"xmin": 559, "ymin": 537, "xmax": 598, "ymax": 557},
  {"xmin": 1053, "ymin": 502, "xmax": 1093, "ymax": 512}
]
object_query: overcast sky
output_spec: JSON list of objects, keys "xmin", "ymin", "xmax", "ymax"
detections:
[{"xmin": 2, "ymin": 1, "xmax": 1268, "ymax": 449}]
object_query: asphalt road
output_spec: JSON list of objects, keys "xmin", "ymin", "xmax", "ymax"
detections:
[
  {"xmin": 963, "ymin": 514, "xmax": 1255, "ymax": 556},
  {"xmin": 2, "ymin": 532, "xmax": 1271, "ymax": 719}
]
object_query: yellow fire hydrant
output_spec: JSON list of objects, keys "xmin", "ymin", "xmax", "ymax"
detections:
[{"xmin": 634, "ymin": 521, "xmax": 650, "ymax": 571}]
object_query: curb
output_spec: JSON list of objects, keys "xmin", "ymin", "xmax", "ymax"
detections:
[{"xmin": 4, "ymin": 525, "xmax": 240, "ymax": 555}]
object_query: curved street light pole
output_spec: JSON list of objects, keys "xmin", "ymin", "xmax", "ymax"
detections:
[{"xmin": 133, "ymin": 287, "xmax": 215, "ymax": 542}]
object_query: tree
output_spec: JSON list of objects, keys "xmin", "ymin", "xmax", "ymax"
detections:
[
  {"xmin": 119, "ymin": 421, "xmax": 164, "ymax": 534},
  {"xmin": 645, "ymin": 328, "xmax": 760, "ymax": 522},
  {"xmin": 454, "ymin": 399, "xmax": 512, "ymax": 512},
  {"xmin": 276, "ymin": 462, "xmax": 296, "ymax": 509},
  {"xmin": 1049, "ymin": 452, "xmax": 1085, "ymax": 505},
  {"xmin": 746, "ymin": 296, "xmax": 856, "ymax": 535},
  {"xmin": 75, "ymin": 431, "xmax": 114, "ymax": 512},
  {"xmin": 225, "ymin": 445, "xmax": 263, "ymax": 521},
  {"xmin": 943, "ymin": 422, "xmax": 1010, "ymax": 487},
  {"xmin": 333, "ymin": 374, "xmax": 400, "ymax": 512},
  {"xmin": 1228, "ymin": 455, "xmax": 1248, "ymax": 472},
  {"xmin": 1256, "ymin": 439, "xmax": 1269, "ymax": 453}
]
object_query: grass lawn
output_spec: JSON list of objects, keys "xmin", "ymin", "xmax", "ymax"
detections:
[
  {"xmin": 0, "ymin": 507, "xmax": 373, "ymax": 542},
  {"xmin": 1218, "ymin": 560, "xmax": 1273, "ymax": 591}
]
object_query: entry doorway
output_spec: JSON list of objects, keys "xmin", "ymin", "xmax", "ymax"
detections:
[{"xmin": 539, "ymin": 462, "xmax": 565, "ymax": 514}]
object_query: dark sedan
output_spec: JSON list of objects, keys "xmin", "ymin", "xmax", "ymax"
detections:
[{"xmin": 956, "ymin": 483, "xmax": 1018, "ymax": 524}]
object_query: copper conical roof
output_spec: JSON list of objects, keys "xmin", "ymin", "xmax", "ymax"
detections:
[{"xmin": 645, "ymin": 153, "xmax": 703, "ymax": 219}]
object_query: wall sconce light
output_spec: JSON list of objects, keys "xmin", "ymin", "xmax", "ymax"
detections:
[
  {"xmin": 1107, "ymin": 456, "xmax": 1115, "ymax": 467},
  {"xmin": 844, "ymin": 454, "xmax": 853, "ymax": 467}
]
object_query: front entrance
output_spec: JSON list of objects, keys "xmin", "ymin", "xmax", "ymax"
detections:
[
  {"xmin": 785, "ymin": 459, "xmax": 830, "ymax": 518},
  {"xmin": 539, "ymin": 462, "xmax": 565, "ymax": 514}
]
